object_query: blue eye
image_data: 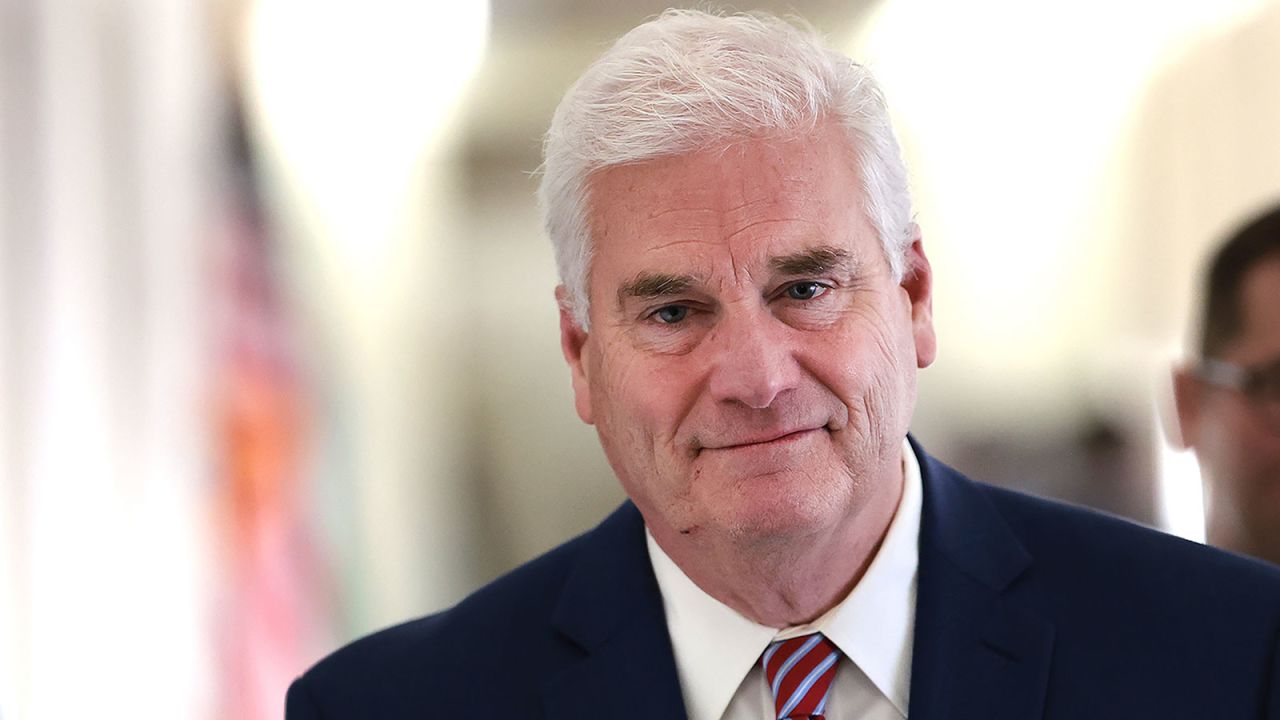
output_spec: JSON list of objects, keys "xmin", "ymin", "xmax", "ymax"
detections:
[
  {"xmin": 653, "ymin": 305, "xmax": 689, "ymax": 324},
  {"xmin": 785, "ymin": 282, "xmax": 828, "ymax": 300}
]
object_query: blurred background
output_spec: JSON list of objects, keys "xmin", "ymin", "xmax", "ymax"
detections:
[{"xmin": 2, "ymin": 0, "xmax": 1278, "ymax": 717}]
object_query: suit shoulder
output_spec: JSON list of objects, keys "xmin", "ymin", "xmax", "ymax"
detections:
[
  {"xmin": 976, "ymin": 480, "xmax": 1280, "ymax": 602},
  {"xmin": 290, "ymin": 515, "xmax": 604, "ymax": 715}
]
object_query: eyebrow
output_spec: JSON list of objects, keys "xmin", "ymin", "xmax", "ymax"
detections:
[
  {"xmin": 615, "ymin": 246, "xmax": 857, "ymax": 307},
  {"xmin": 617, "ymin": 272, "xmax": 698, "ymax": 306},
  {"xmin": 769, "ymin": 246, "xmax": 855, "ymax": 276}
]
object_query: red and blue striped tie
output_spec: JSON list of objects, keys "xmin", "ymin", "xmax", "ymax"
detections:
[{"xmin": 762, "ymin": 633, "xmax": 841, "ymax": 720}]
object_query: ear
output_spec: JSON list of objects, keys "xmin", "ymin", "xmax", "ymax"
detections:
[
  {"xmin": 1170, "ymin": 364, "xmax": 1202, "ymax": 449},
  {"xmin": 556, "ymin": 285, "xmax": 595, "ymax": 425},
  {"xmin": 901, "ymin": 229, "xmax": 937, "ymax": 369}
]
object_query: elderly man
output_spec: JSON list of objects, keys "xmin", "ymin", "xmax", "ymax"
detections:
[
  {"xmin": 1174, "ymin": 204, "xmax": 1280, "ymax": 566},
  {"xmin": 288, "ymin": 10, "xmax": 1280, "ymax": 719}
]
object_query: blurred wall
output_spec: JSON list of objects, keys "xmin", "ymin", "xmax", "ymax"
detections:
[
  {"xmin": 3, "ymin": 1, "xmax": 1280, "ymax": 718},
  {"xmin": 849, "ymin": 0, "xmax": 1279, "ymax": 530},
  {"xmin": 1, "ymin": 0, "xmax": 218, "ymax": 717}
]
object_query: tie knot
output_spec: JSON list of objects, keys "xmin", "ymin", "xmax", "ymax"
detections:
[{"xmin": 761, "ymin": 633, "xmax": 841, "ymax": 720}]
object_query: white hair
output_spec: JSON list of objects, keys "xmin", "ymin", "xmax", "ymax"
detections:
[{"xmin": 539, "ymin": 9, "xmax": 914, "ymax": 329}]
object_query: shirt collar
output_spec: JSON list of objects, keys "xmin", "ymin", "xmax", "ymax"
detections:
[{"xmin": 646, "ymin": 439, "xmax": 922, "ymax": 720}]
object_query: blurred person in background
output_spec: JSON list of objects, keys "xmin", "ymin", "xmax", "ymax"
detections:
[
  {"xmin": 1174, "ymin": 203, "xmax": 1280, "ymax": 566},
  {"xmin": 287, "ymin": 10, "xmax": 1280, "ymax": 719}
]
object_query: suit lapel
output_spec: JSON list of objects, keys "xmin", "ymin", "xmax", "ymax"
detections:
[
  {"xmin": 538, "ymin": 444, "xmax": 1057, "ymax": 720},
  {"xmin": 908, "ymin": 441, "xmax": 1056, "ymax": 720},
  {"xmin": 541, "ymin": 503, "xmax": 688, "ymax": 720}
]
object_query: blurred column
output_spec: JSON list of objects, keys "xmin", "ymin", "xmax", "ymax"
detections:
[
  {"xmin": 241, "ymin": 0, "xmax": 490, "ymax": 634},
  {"xmin": 1, "ymin": 0, "xmax": 218, "ymax": 717},
  {"xmin": 0, "ymin": 2, "xmax": 38, "ymax": 715}
]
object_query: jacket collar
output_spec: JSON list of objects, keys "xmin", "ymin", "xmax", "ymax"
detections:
[
  {"xmin": 908, "ymin": 436, "xmax": 1055, "ymax": 720},
  {"xmin": 542, "ymin": 502, "xmax": 688, "ymax": 719},
  {"xmin": 541, "ymin": 438, "xmax": 1057, "ymax": 720}
]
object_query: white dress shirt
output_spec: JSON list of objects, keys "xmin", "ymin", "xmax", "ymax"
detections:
[{"xmin": 647, "ymin": 439, "xmax": 922, "ymax": 720}]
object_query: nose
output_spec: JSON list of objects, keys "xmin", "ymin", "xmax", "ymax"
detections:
[{"xmin": 706, "ymin": 307, "xmax": 801, "ymax": 409}]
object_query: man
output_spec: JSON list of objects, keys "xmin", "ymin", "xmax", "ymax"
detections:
[
  {"xmin": 1174, "ymin": 204, "xmax": 1280, "ymax": 566},
  {"xmin": 288, "ymin": 10, "xmax": 1280, "ymax": 719}
]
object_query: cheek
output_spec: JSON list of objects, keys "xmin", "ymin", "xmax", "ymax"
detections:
[
  {"xmin": 831, "ymin": 310, "xmax": 915, "ymax": 397},
  {"xmin": 815, "ymin": 310, "xmax": 918, "ymax": 444},
  {"xmin": 1201, "ymin": 407, "xmax": 1280, "ymax": 475},
  {"xmin": 590, "ymin": 344, "xmax": 687, "ymax": 455},
  {"xmin": 1234, "ymin": 423, "xmax": 1280, "ymax": 471}
]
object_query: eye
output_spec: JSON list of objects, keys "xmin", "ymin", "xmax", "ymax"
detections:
[
  {"xmin": 1252, "ymin": 362, "xmax": 1280, "ymax": 404},
  {"xmin": 651, "ymin": 305, "xmax": 689, "ymax": 324},
  {"xmin": 784, "ymin": 281, "xmax": 829, "ymax": 301}
]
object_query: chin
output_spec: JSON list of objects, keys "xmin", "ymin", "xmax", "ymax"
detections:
[{"xmin": 707, "ymin": 474, "xmax": 853, "ymax": 542}]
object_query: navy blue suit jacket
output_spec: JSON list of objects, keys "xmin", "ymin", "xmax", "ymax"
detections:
[{"xmin": 287, "ymin": 443, "xmax": 1280, "ymax": 718}]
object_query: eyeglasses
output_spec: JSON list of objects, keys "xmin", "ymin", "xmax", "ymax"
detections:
[{"xmin": 1196, "ymin": 355, "xmax": 1280, "ymax": 432}]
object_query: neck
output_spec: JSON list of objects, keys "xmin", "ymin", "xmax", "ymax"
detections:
[{"xmin": 652, "ymin": 465, "xmax": 904, "ymax": 628}]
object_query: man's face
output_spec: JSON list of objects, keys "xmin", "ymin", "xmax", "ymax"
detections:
[
  {"xmin": 1177, "ymin": 256, "xmax": 1280, "ymax": 554},
  {"xmin": 558, "ymin": 124, "xmax": 936, "ymax": 545}
]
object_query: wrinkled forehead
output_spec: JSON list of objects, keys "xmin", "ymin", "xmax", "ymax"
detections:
[
  {"xmin": 584, "ymin": 126, "xmax": 874, "ymax": 283},
  {"xmin": 590, "ymin": 127, "xmax": 856, "ymax": 210}
]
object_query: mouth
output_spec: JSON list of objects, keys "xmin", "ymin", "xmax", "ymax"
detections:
[{"xmin": 700, "ymin": 426, "xmax": 824, "ymax": 453}]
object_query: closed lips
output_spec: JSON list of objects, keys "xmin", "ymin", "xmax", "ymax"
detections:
[{"xmin": 704, "ymin": 427, "xmax": 823, "ymax": 450}]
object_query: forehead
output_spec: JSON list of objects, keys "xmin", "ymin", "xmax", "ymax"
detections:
[
  {"xmin": 586, "ymin": 124, "xmax": 872, "ymax": 280},
  {"xmin": 1234, "ymin": 256, "xmax": 1280, "ymax": 359}
]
